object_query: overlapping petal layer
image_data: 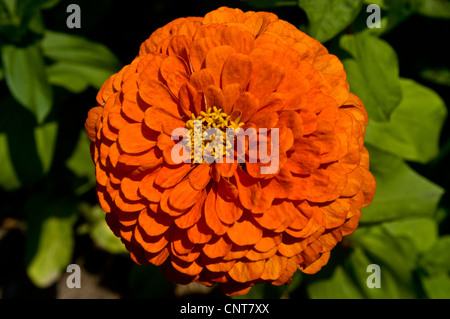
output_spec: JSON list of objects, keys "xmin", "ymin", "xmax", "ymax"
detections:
[{"xmin": 86, "ymin": 6, "xmax": 376, "ymax": 296}]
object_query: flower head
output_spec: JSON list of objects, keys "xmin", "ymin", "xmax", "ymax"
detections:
[{"xmin": 85, "ymin": 6, "xmax": 376, "ymax": 296}]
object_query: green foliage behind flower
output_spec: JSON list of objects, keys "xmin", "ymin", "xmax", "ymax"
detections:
[{"xmin": 0, "ymin": 0, "xmax": 449, "ymax": 298}]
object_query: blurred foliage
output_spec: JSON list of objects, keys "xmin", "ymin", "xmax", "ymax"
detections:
[{"xmin": 0, "ymin": 0, "xmax": 449, "ymax": 299}]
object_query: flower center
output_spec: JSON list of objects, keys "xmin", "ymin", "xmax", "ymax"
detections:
[{"xmin": 185, "ymin": 106, "xmax": 244, "ymax": 163}]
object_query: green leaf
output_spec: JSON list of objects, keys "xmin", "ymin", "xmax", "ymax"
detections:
[
  {"xmin": 0, "ymin": 96, "xmax": 57, "ymax": 187},
  {"xmin": 340, "ymin": 33, "xmax": 402, "ymax": 121},
  {"xmin": 365, "ymin": 78, "xmax": 447, "ymax": 163},
  {"xmin": 0, "ymin": 133, "xmax": 21, "ymax": 190},
  {"xmin": 346, "ymin": 246, "xmax": 415, "ymax": 298},
  {"xmin": 356, "ymin": 1, "xmax": 416, "ymax": 37},
  {"xmin": 42, "ymin": 31, "xmax": 120, "ymax": 93},
  {"xmin": 420, "ymin": 272, "xmax": 450, "ymax": 298},
  {"xmin": 349, "ymin": 225, "xmax": 418, "ymax": 298},
  {"xmin": 35, "ymin": 121, "xmax": 58, "ymax": 174},
  {"xmin": 66, "ymin": 130, "xmax": 96, "ymax": 194},
  {"xmin": 1, "ymin": 43, "xmax": 52, "ymax": 123},
  {"xmin": 41, "ymin": 30, "xmax": 120, "ymax": 70},
  {"xmin": 25, "ymin": 194, "xmax": 77, "ymax": 288},
  {"xmin": 380, "ymin": 218, "xmax": 438, "ymax": 254},
  {"xmin": 361, "ymin": 146, "xmax": 444, "ymax": 223},
  {"xmin": 419, "ymin": 235, "xmax": 450, "ymax": 274},
  {"xmin": 299, "ymin": 0, "xmax": 364, "ymax": 43},
  {"xmin": 78, "ymin": 203, "xmax": 127, "ymax": 255},
  {"xmin": 416, "ymin": 0, "xmax": 450, "ymax": 19},
  {"xmin": 307, "ymin": 264, "xmax": 364, "ymax": 298},
  {"xmin": 47, "ymin": 61, "xmax": 117, "ymax": 92}
]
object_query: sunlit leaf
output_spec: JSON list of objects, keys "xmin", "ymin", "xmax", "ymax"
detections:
[
  {"xmin": 349, "ymin": 225, "xmax": 418, "ymax": 298},
  {"xmin": 41, "ymin": 30, "xmax": 120, "ymax": 70},
  {"xmin": 380, "ymin": 218, "xmax": 438, "ymax": 254},
  {"xmin": 365, "ymin": 78, "xmax": 447, "ymax": 163},
  {"xmin": 79, "ymin": 204, "xmax": 128, "ymax": 255},
  {"xmin": 307, "ymin": 264, "xmax": 364, "ymax": 298},
  {"xmin": 340, "ymin": 33, "xmax": 402, "ymax": 121},
  {"xmin": 42, "ymin": 31, "xmax": 120, "ymax": 93},
  {"xmin": 419, "ymin": 235, "xmax": 450, "ymax": 275},
  {"xmin": 361, "ymin": 147, "xmax": 444, "ymax": 223},
  {"xmin": 416, "ymin": 0, "xmax": 450, "ymax": 19},
  {"xmin": 1, "ymin": 43, "xmax": 53, "ymax": 123},
  {"xmin": 25, "ymin": 194, "xmax": 77, "ymax": 288},
  {"xmin": 420, "ymin": 272, "xmax": 450, "ymax": 298},
  {"xmin": 346, "ymin": 246, "xmax": 415, "ymax": 298},
  {"xmin": 299, "ymin": 0, "xmax": 364, "ymax": 42},
  {"xmin": 47, "ymin": 61, "xmax": 117, "ymax": 92}
]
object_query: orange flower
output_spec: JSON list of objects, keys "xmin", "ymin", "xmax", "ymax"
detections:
[{"xmin": 85, "ymin": 7, "xmax": 376, "ymax": 296}]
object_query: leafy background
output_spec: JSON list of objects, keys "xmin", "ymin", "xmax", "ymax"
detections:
[{"xmin": 0, "ymin": 0, "xmax": 449, "ymax": 299}]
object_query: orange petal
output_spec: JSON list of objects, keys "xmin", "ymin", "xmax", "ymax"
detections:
[
  {"xmin": 138, "ymin": 208, "xmax": 172, "ymax": 237},
  {"xmin": 205, "ymin": 45, "xmax": 237, "ymax": 86},
  {"xmin": 204, "ymin": 85, "xmax": 225, "ymax": 110},
  {"xmin": 202, "ymin": 235, "xmax": 233, "ymax": 259},
  {"xmin": 168, "ymin": 178, "xmax": 203, "ymax": 211},
  {"xmin": 188, "ymin": 163, "xmax": 211, "ymax": 190},
  {"xmin": 204, "ymin": 259, "xmax": 236, "ymax": 273},
  {"xmin": 253, "ymin": 230, "xmax": 282, "ymax": 253},
  {"xmin": 139, "ymin": 80, "xmax": 180, "ymax": 118},
  {"xmin": 234, "ymin": 166, "xmax": 261, "ymax": 211},
  {"xmin": 321, "ymin": 197, "xmax": 351, "ymax": 229},
  {"xmin": 245, "ymin": 246, "xmax": 277, "ymax": 261},
  {"xmin": 190, "ymin": 37, "xmax": 221, "ymax": 72},
  {"xmin": 301, "ymin": 251, "xmax": 330, "ymax": 274},
  {"xmin": 155, "ymin": 164, "xmax": 193, "ymax": 188},
  {"xmin": 190, "ymin": 68, "xmax": 216, "ymax": 91},
  {"xmin": 247, "ymin": 61, "xmax": 285, "ymax": 100},
  {"xmin": 221, "ymin": 53, "xmax": 252, "ymax": 89},
  {"xmin": 204, "ymin": 189, "xmax": 229, "ymax": 235},
  {"xmin": 260, "ymin": 255, "xmax": 288, "ymax": 281},
  {"xmin": 227, "ymin": 215, "xmax": 263, "ymax": 246},
  {"xmin": 117, "ymin": 147, "xmax": 162, "ymax": 168},
  {"xmin": 171, "ymin": 257, "xmax": 203, "ymax": 276},
  {"xmin": 228, "ymin": 260, "xmax": 265, "ymax": 283},
  {"xmin": 223, "ymin": 83, "xmax": 242, "ymax": 114},
  {"xmin": 215, "ymin": 191, "xmax": 243, "ymax": 225},
  {"xmin": 285, "ymin": 137, "xmax": 321, "ymax": 174},
  {"xmin": 167, "ymin": 71, "xmax": 190, "ymax": 96},
  {"xmin": 174, "ymin": 191, "xmax": 205, "ymax": 229},
  {"xmin": 117, "ymin": 123, "xmax": 157, "ymax": 154},
  {"xmin": 144, "ymin": 106, "xmax": 183, "ymax": 133},
  {"xmin": 134, "ymin": 225, "xmax": 171, "ymax": 253},
  {"xmin": 121, "ymin": 75, "xmax": 146, "ymax": 122},
  {"xmin": 272, "ymin": 255, "xmax": 301, "ymax": 285},
  {"xmin": 216, "ymin": 25, "xmax": 254, "ymax": 54},
  {"xmin": 145, "ymin": 247, "xmax": 170, "ymax": 266},
  {"xmin": 186, "ymin": 216, "xmax": 213, "ymax": 244},
  {"xmin": 86, "ymin": 107, "xmax": 103, "ymax": 142},
  {"xmin": 159, "ymin": 56, "xmax": 189, "ymax": 83},
  {"xmin": 120, "ymin": 177, "xmax": 143, "ymax": 202},
  {"xmin": 233, "ymin": 91, "xmax": 259, "ymax": 122},
  {"xmin": 254, "ymin": 201, "xmax": 292, "ymax": 230},
  {"xmin": 167, "ymin": 35, "xmax": 192, "ymax": 64}
]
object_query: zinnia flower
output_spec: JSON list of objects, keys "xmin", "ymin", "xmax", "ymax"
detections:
[{"xmin": 85, "ymin": 6, "xmax": 376, "ymax": 296}]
